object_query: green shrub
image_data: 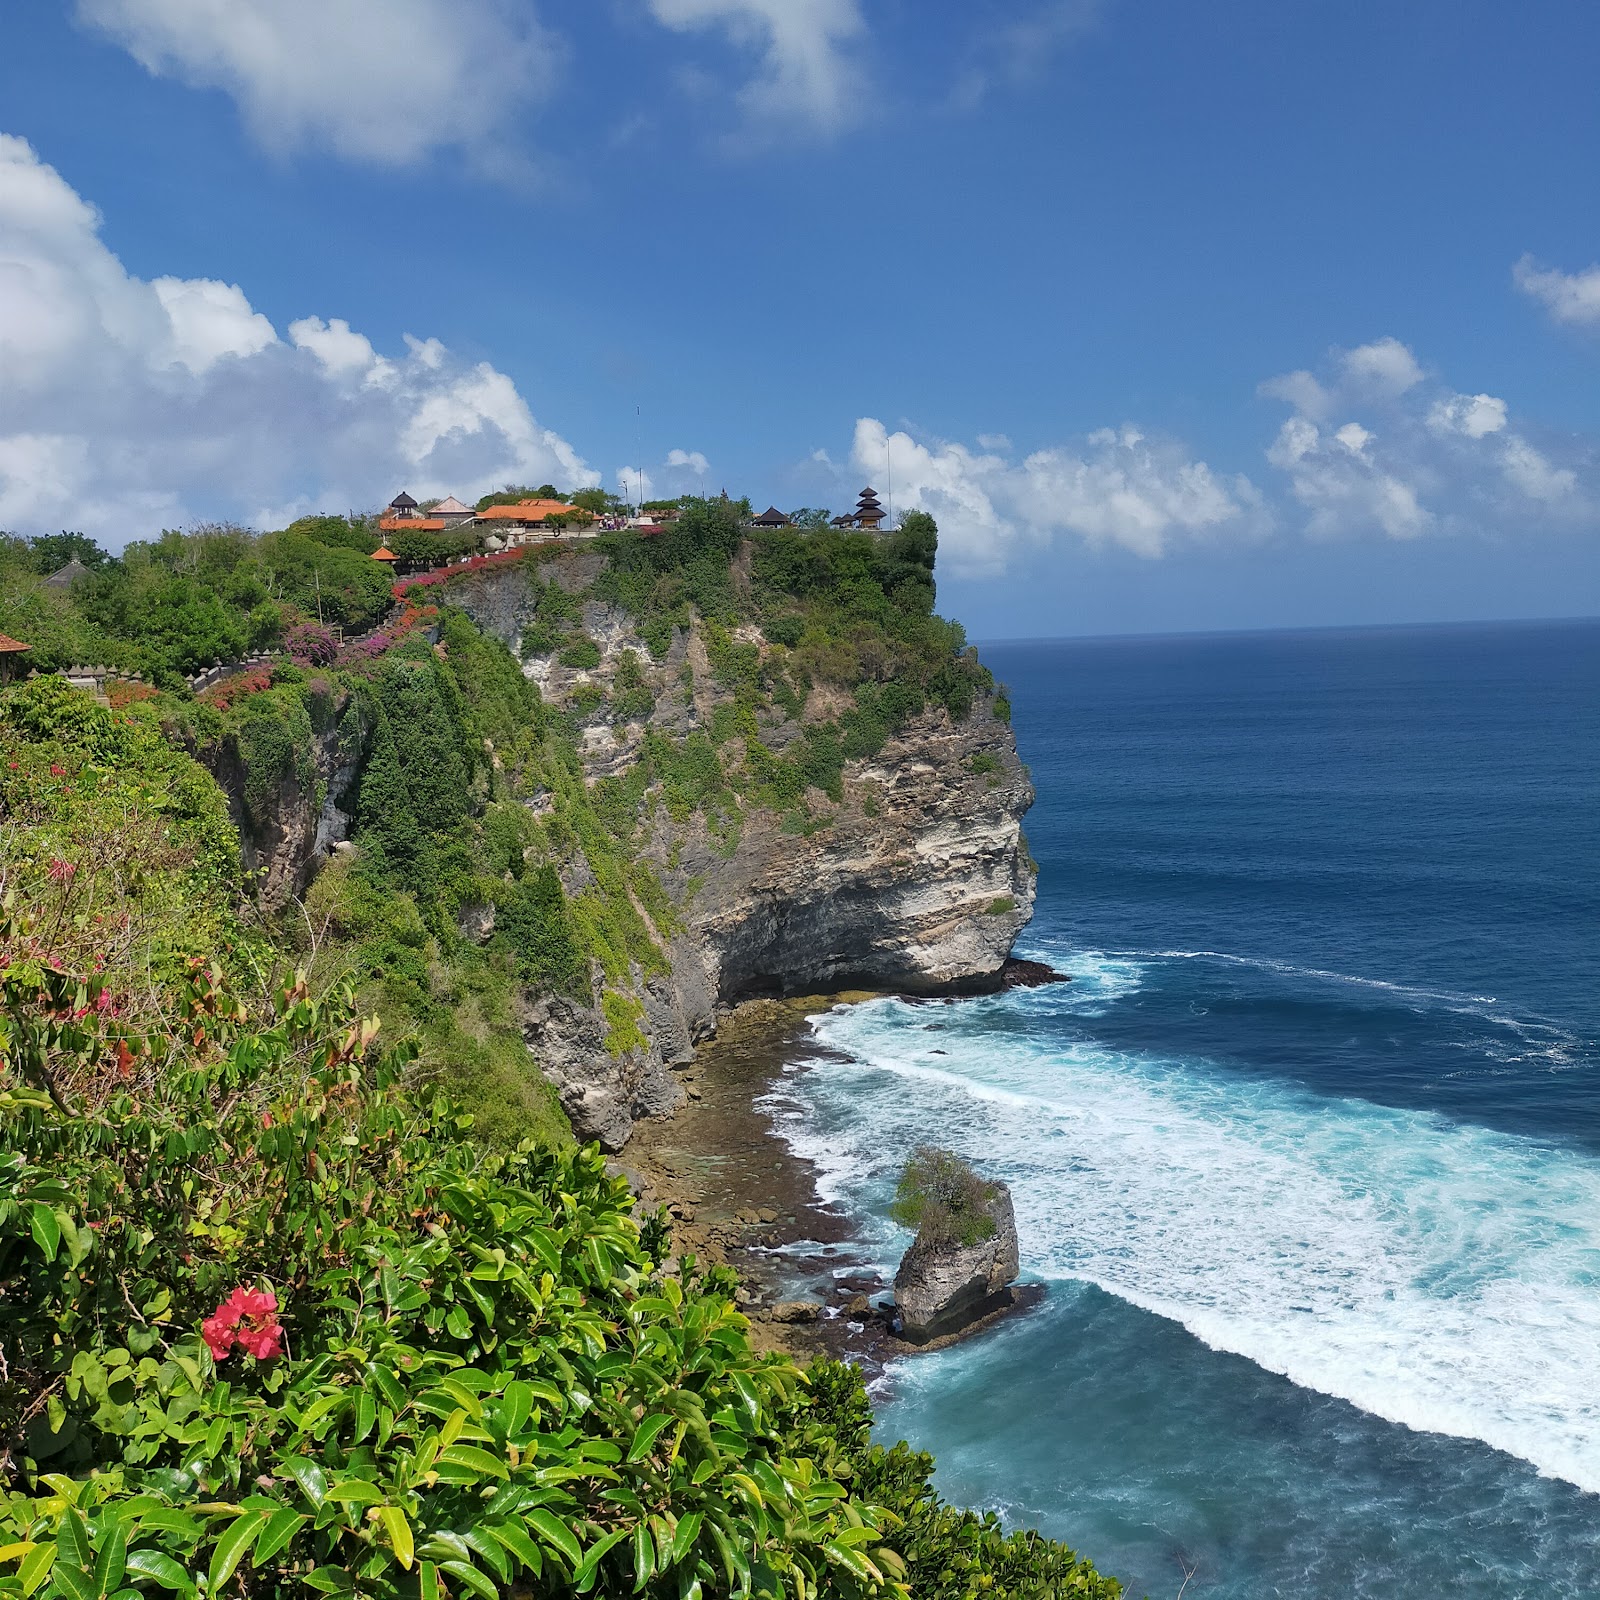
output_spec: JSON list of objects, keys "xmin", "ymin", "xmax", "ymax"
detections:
[
  {"xmin": 967, "ymin": 752, "xmax": 1000, "ymax": 776},
  {"xmin": 986, "ymin": 896, "xmax": 1018, "ymax": 916},
  {"xmin": 559, "ymin": 634, "xmax": 602, "ymax": 671},
  {"xmin": 888, "ymin": 1146, "xmax": 998, "ymax": 1250}
]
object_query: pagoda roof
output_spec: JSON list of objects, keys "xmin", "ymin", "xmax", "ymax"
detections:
[
  {"xmin": 390, "ymin": 491, "xmax": 418, "ymax": 509},
  {"xmin": 0, "ymin": 632, "xmax": 31, "ymax": 652},
  {"xmin": 371, "ymin": 546, "xmax": 398, "ymax": 562},
  {"xmin": 857, "ymin": 486, "xmax": 879, "ymax": 498},
  {"xmin": 44, "ymin": 558, "xmax": 89, "ymax": 587},
  {"xmin": 751, "ymin": 506, "xmax": 788, "ymax": 526}
]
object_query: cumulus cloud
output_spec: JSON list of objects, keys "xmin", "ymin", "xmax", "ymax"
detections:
[
  {"xmin": 848, "ymin": 418, "xmax": 1265, "ymax": 575},
  {"xmin": 665, "ymin": 448, "xmax": 710, "ymax": 476},
  {"xmin": 617, "ymin": 466, "xmax": 655, "ymax": 503},
  {"xmin": 1260, "ymin": 337, "xmax": 1587, "ymax": 538},
  {"xmin": 646, "ymin": 0, "xmax": 866, "ymax": 131},
  {"xmin": 74, "ymin": 0, "xmax": 555, "ymax": 169},
  {"xmin": 1513, "ymin": 254, "xmax": 1600, "ymax": 328},
  {"xmin": 0, "ymin": 134, "xmax": 594, "ymax": 542}
]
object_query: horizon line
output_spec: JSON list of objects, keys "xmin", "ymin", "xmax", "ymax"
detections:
[{"xmin": 971, "ymin": 613, "xmax": 1600, "ymax": 648}]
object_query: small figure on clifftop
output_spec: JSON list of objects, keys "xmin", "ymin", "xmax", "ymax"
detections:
[{"xmin": 890, "ymin": 1145, "xmax": 1020, "ymax": 1343}]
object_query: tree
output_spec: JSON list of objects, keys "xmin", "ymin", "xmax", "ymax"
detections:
[
  {"xmin": 26, "ymin": 531, "xmax": 113, "ymax": 575},
  {"xmin": 889, "ymin": 1146, "xmax": 997, "ymax": 1249},
  {"xmin": 788, "ymin": 507, "xmax": 832, "ymax": 529}
]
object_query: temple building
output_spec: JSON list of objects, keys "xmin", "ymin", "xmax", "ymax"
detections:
[
  {"xmin": 750, "ymin": 506, "xmax": 789, "ymax": 528},
  {"xmin": 831, "ymin": 488, "xmax": 887, "ymax": 530},
  {"xmin": 0, "ymin": 633, "xmax": 32, "ymax": 682}
]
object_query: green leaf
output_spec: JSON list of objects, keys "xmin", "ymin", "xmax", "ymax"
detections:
[
  {"xmin": 438, "ymin": 1561, "xmax": 498, "ymax": 1600},
  {"xmin": 281, "ymin": 1457, "xmax": 328, "ymax": 1509},
  {"xmin": 626, "ymin": 1413, "xmax": 673, "ymax": 1463},
  {"xmin": 18, "ymin": 1543, "xmax": 56, "ymax": 1599},
  {"xmin": 122, "ymin": 1550, "xmax": 191, "ymax": 1593},
  {"xmin": 525, "ymin": 1510, "xmax": 581, "ymax": 1569},
  {"xmin": 435, "ymin": 1445, "xmax": 507, "ymax": 1481},
  {"xmin": 300, "ymin": 1566, "xmax": 356, "ymax": 1594},
  {"xmin": 482, "ymin": 1522, "xmax": 541, "ymax": 1576},
  {"xmin": 669, "ymin": 1511, "xmax": 703, "ymax": 1568},
  {"xmin": 631, "ymin": 1523, "xmax": 655, "ymax": 1592},
  {"xmin": 207, "ymin": 1511, "xmax": 266, "ymax": 1594},
  {"xmin": 58, "ymin": 1513, "xmax": 90, "ymax": 1574},
  {"xmin": 52, "ymin": 1562, "xmax": 96, "ymax": 1600},
  {"xmin": 28, "ymin": 1203, "xmax": 60, "ymax": 1262},
  {"xmin": 251, "ymin": 1510, "xmax": 308, "ymax": 1568},
  {"xmin": 573, "ymin": 1528, "xmax": 629, "ymax": 1594},
  {"xmin": 417, "ymin": 1562, "xmax": 440, "ymax": 1600},
  {"xmin": 376, "ymin": 1508, "xmax": 413, "ymax": 1571},
  {"xmin": 325, "ymin": 1479, "xmax": 385, "ymax": 1507},
  {"xmin": 444, "ymin": 1307, "xmax": 471, "ymax": 1340},
  {"xmin": 352, "ymin": 1392, "xmax": 376, "ymax": 1445},
  {"xmin": 94, "ymin": 1525, "xmax": 127, "ymax": 1594}
]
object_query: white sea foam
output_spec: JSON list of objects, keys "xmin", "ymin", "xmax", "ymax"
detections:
[{"xmin": 785, "ymin": 986, "xmax": 1600, "ymax": 1494}]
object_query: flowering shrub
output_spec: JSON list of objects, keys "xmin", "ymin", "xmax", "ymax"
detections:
[
  {"xmin": 199, "ymin": 667, "xmax": 272, "ymax": 711},
  {"xmin": 284, "ymin": 621, "xmax": 338, "ymax": 667},
  {"xmin": 392, "ymin": 548, "xmax": 528, "ymax": 601},
  {"xmin": 104, "ymin": 679, "xmax": 159, "ymax": 710}
]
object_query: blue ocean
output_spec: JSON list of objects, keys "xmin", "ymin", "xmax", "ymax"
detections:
[{"xmin": 763, "ymin": 618, "xmax": 1600, "ymax": 1598}]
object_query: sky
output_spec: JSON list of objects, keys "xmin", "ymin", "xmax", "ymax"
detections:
[{"xmin": 2, "ymin": 0, "xmax": 1599, "ymax": 638}]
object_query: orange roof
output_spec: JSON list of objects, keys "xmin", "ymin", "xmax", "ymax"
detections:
[
  {"xmin": 0, "ymin": 632, "xmax": 30, "ymax": 652},
  {"xmin": 371, "ymin": 545, "xmax": 398, "ymax": 562},
  {"xmin": 378, "ymin": 515, "xmax": 447, "ymax": 532},
  {"xmin": 476, "ymin": 498, "xmax": 577, "ymax": 522}
]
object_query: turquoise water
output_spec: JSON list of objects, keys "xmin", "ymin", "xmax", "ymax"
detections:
[{"xmin": 764, "ymin": 619, "xmax": 1600, "ymax": 1597}]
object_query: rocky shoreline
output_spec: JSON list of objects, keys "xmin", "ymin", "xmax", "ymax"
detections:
[{"xmin": 620, "ymin": 963, "xmax": 1067, "ymax": 1368}]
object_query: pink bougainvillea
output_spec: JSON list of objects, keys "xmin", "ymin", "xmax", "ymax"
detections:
[{"xmin": 202, "ymin": 1285, "xmax": 284, "ymax": 1361}]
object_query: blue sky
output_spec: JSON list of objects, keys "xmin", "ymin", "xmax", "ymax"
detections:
[{"xmin": 2, "ymin": 0, "xmax": 1598, "ymax": 637}]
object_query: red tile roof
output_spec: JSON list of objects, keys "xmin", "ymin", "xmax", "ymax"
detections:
[
  {"xmin": 371, "ymin": 546, "xmax": 398, "ymax": 562},
  {"xmin": 0, "ymin": 633, "xmax": 30, "ymax": 652},
  {"xmin": 476, "ymin": 498, "xmax": 577, "ymax": 522},
  {"xmin": 378, "ymin": 516, "xmax": 447, "ymax": 532}
]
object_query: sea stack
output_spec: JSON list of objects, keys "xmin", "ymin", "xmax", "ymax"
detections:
[{"xmin": 893, "ymin": 1176, "xmax": 1021, "ymax": 1344}]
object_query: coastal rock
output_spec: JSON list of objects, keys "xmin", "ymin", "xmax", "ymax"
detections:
[
  {"xmin": 768, "ymin": 1300, "xmax": 822, "ymax": 1324},
  {"xmin": 200, "ymin": 555, "xmax": 1037, "ymax": 1151},
  {"xmin": 443, "ymin": 561, "xmax": 1037, "ymax": 1147},
  {"xmin": 893, "ymin": 1183, "xmax": 1021, "ymax": 1344}
]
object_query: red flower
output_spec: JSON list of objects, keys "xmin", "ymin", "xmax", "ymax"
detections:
[
  {"xmin": 202, "ymin": 1285, "xmax": 283, "ymax": 1362},
  {"xmin": 50, "ymin": 764, "xmax": 67, "ymax": 777},
  {"xmin": 48, "ymin": 858, "xmax": 77, "ymax": 882}
]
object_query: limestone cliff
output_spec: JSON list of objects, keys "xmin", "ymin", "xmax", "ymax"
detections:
[
  {"xmin": 204, "ymin": 542, "xmax": 1035, "ymax": 1151},
  {"xmin": 444, "ymin": 558, "xmax": 1035, "ymax": 1149}
]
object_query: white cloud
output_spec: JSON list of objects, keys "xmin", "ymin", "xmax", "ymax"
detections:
[
  {"xmin": 666, "ymin": 448, "xmax": 711, "ymax": 477},
  {"xmin": 646, "ymin": 0, "xmax": 866, "ymax": 131},
  {"xmin": 849, "ymin": 417, "xmax": 1264, "ymax": 575},
  {"xmin": 1262, "ymin": 342, "xmax": 1588, "ymax": 536},
  {"xmin": 1499, "ymin": 437, "xmax": 1577, "ymax": 505},
  {"xmin": 1341, "ymin": 336, "xmax": 1424, "ymax": 395},
  {"xmin": 1513, "ymin": 254, "xmax": 1600, "ymax": 329},
  {"xmin": 74, "ymin": 0, "xmax": 556, "ymax": 169},
  {"xmin": 1427, "ymin": 392, "xmax": 1508, "ymax": 440},
  {"xmin": 617, "ymin": 466, "xmax": 655, "ymax": 502},
  {"xmin": 0, "ymin": 133, "xmax": 595, "ymax": 542},
  {"xmin": 151, "ymin": 277, "xmax": 276, "ymax": 374},
  {"xmin": 1266, "ymin": 416, "xmax": 1431, "ymax": 541}
]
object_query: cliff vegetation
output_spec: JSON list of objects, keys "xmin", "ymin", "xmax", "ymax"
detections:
[{"xmin": 0, "ymin": 677, "xmax": 1122, "ymax": 1599}]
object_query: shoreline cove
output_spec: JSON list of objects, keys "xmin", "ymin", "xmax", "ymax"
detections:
[{"xmin": 618, "ymin": 984, "xmax": 1061, "ymax": 1371}]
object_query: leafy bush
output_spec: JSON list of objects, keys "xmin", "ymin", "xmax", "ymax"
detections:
[
  {"xmin": 558, "ymin": 636, "xmax": 602, "ymax": 672},
  {"xmin": 888, "ymin": 1147, "xmax": 998, "ymax": 1251},
  {"xmin": 0, "ymin": 949, "xmax": 915, "ymax": 1599}
]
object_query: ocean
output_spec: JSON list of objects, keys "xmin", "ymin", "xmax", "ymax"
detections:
[{"xmin": 761, "ymin": 618, "xmax": 1600, "ymax": 1598}]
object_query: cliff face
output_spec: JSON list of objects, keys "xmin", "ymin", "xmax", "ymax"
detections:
[
  {"xmin": 208, "ymin": 548, "xmax": 1034, "ymax": 1151},
  {"xmin": 445, "ymin": 560, "xmax": 1035, "ymax": 1150}
]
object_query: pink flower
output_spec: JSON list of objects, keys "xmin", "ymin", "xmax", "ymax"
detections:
[
  {"xmin": 48, "ymin": 858, "xmax": 76, "ymax": 882},
  {"xmin": 203, "ymin": 1285, "xmax": 283, "ymax": 1362},
  {"xmin": 50, "ymin": 764, "xmax": 67, "ymax": 777}
]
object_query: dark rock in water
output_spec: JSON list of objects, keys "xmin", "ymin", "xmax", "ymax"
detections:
[
  {"xmin": 893, "ymin": 1182, "xmax": 1020, "ymax": 1344},
  {"xmin": 997, "ymin": 958, "xmax": 1071, "ymax": 990}
]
